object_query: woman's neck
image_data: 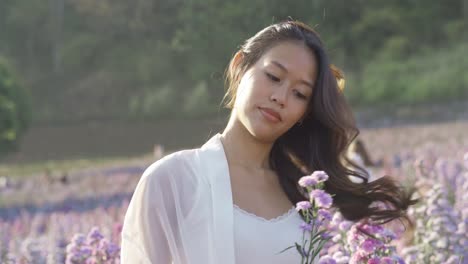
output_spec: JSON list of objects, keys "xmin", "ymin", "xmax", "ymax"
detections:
[{"xmin": 220, "ymin": 113, "xmax": 274, "ymax": 171}]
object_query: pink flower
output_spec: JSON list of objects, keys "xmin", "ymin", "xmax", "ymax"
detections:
[
  {"xmin": 380, "ymin": 256, "xmax": 395, "ymax": 264},
  {"xmin": 346, "ymin": 225, "xmax": 360, "ymax": 247},
  {"xmin": 349, "ymin": 250, "xmax": 367, "ymax": 264},
  {"xmin": 368, "ymin": 257, "xmax": 381, "ymax": 264}
]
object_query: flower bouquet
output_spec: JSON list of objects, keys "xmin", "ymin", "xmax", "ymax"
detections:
[
  {"xmin": 65, "ymin": 226, "xmax": 120, "ymax": 264},
  {"xmin": 280, "ymin": 171, "xmax": 334, "ymax": 264},
  {"xmin": 320, "ymin": 213, "xmax": 406, "ymax": 264},
  {"xmin": 282, "ymin": 171, "xmax": 408, "ymax": 264}
]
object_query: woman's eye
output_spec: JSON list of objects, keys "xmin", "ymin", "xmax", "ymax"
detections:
[
  {"xmin": 265, "ymin": 72, "xmax": 280, "ymax": 82},
  {"xmin": 293, "ymin": 90, "xmax": 308, "ymax": 100}
]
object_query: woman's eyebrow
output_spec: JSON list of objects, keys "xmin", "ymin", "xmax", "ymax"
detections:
[{"xmin": 271, "ymin": 60, "xmax": 314, "ymax": 89}]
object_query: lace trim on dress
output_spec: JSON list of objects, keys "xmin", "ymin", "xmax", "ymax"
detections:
[{"xmin": 233, "ymin": 204, "xmax": 297, "ymax": 223}]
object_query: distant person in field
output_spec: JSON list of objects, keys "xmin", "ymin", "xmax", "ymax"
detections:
[
  {"xmin": 346, "ymin": 138, "xmax": 384, "ymax": 182},
  {"xmin": 121, "ymin": 20, "xmax": 414, "ymax": 264},
  {"xmin": 348, "ymin": 139, "xmax": 381, "ymax": 167}
]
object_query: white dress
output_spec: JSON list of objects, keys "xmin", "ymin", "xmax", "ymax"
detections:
[
  {"xmin": 121, "ymin": 133, "xmax": 319, "ymax": 263},
  {"xmin": 233, "ymin": 204, "xmax": 305, "ymax": 263}
]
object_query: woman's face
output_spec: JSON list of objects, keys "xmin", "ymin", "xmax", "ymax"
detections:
[{"xmin": 233, "ymin": 41, "xmax": 318, "ymax": 143}]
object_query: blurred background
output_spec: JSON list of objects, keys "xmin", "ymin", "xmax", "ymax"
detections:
[
  {"xmin": 1, "ymin": 0, "xmax": 467, "ymax": 164},
  {"xmin": 0, "ymin": 1, "xmax": 467, "ymax": 263}
]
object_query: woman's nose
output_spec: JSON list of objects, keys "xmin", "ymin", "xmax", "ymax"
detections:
[{"xmin": 270, "ymin": 85, "xmax": 288, "ymax": 107}]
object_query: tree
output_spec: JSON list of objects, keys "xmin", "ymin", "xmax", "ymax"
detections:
[{"xmin": 0, "ymin": 57, "xmax": 32, "ymax": 158}]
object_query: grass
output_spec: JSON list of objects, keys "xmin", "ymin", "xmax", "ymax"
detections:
[{"xmin": 0, "ymin": 153, "xmax": 155, "ymax": 179}]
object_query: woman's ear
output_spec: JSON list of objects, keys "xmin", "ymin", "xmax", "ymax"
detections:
[
  {"xmin": 232, "ymin": 51, "xmax": 244, "ymax": 68},
  {"xmin": 330, "ymin": 64, "xmax": 345, "ymax": 92}
]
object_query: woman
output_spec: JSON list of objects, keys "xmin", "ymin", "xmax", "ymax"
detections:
[{"xmin": 121, "ymin": 20, "xmax": 414, "ymax": 264}]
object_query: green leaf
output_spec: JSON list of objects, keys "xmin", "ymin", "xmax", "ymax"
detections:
[
  {"xmin": 295, "ymin": 242, "xmax": 306, "ymax": 258},
  {"xmin": 276, "ymin": 245, "xmax": 295, "ymax": 254}
]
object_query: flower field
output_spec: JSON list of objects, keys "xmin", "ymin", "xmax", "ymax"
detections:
[{"xmin": 1, "ymin": 121, "xmax": 467, "ymax": 263}]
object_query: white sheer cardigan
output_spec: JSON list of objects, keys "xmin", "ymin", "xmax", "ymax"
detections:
[{"xmin": 121, "ymin": 133, "xmax": 240, "ymax": 264}]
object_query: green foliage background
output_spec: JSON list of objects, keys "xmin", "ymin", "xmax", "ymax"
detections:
[
  {"xmin": 0, "ymin": 0, "xmax": 466, "ymax": 123},
  {"xmin": 0, "ymin": 57, "xmax": 32, "ymax": 156}
]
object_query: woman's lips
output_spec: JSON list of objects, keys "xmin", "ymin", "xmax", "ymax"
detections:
[{"xmin": 259, "ymin": 107, "xmax": 282, "ymax": 123}]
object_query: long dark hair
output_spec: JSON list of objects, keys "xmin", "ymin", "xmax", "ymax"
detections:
[{"xmin": 223, "ymin": 20, "xmax": 416, "ymax": 223}]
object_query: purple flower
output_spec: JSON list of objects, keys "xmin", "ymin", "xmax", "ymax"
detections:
[
  {"xmin": 298, "ymin": 171, "xmax": 329, "ymax": 188},
  {"xmin": 106, "ymin": 242, "xmax": 120, "ymax": 257},
  {"xmin": 393, "ymin": 255, "xmax": 405, "ymax": 264},
  {"xmin": 296, "ymin": 201, "xmax": 312, "ymax": 211},
  {"xmin": 361, "ymin": 238, "xmax": 382, "ymax": 254},
  {"xmin": 380, "ymin": 229, "xmax": 397, "ymax": 241},
  {"xmin": 338, "ymin": 221, "xmax": 353, "ymax": 231},
  {"xmin": 299, "ymin": 176, "xmax": 318, "ymax": 187},
  {"xmin": 300, "ymin": 222, "xmax": 313, "ymax": 232},
  {"xmin": 66, "ymin": 245, "xmax": 93, "ymax": 262},
  {"xmin": 87, "ymin": 227, "xmax": 104, "ymax": 244},
  {"xmin": 97, "ymin": 238, "xmax": 120, "ymax": 259},
  {"xmin": 311, "ymin": 171, "xmax": 329, "ymax": 183},
  {"xmin": 310, "ymin": 189, "xmax": 333, "ymax": 208},
  {"xmin": 318, "ymin": 209, "xmax": 332, "ymax": 222},
  {"xmin": 79, "ymin": 246, "xmax": 92, "ymax": 257},
  {"xmin": 71, "ymin": 234, "xmax": 86, "ymax": 246},
  {"xmin": 318, "ymin": 255, "xmax": 337, "ymax": 264},
  {"xmin": 361, "ymin": 223, "xmax": 384, "ymax": 235}
]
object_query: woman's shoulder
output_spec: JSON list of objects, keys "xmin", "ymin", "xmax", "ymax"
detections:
[
  {"xmin": 140, "ymin": 148, "xmax": 204, "ymax": 187},
  {"xmin": 151, "ymin": 148, "xmax": 198, "ymax": 168},
  {"xmin": 140, "ymin": 133, "xmax": 224, "ymax": 187}
]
